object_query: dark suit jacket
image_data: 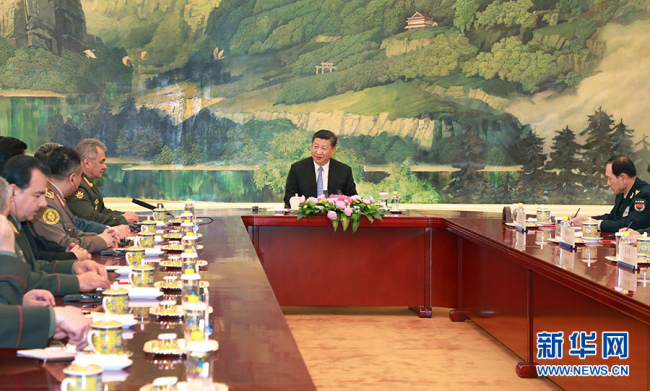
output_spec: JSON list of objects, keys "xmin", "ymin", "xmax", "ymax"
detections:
[
  {"xmin": 593, "ymin": 177, "xmax": 650, "ymax": 232},
  {"xmin": 284, "ymin": 157, "xmax": 357, "ymax": 207}
]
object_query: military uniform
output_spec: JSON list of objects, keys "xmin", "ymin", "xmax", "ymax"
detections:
[
  {"xmin": 0, "ymin": 254, "xmax": 55, "ymax": 348},
  {"xmin": 593, "ymin": 178, "xmax": 650, "ymax": 232},
  {"xmin": 32, "ymin": 182, "xmax": 109, "ymax": 253},
  {"xmin": 8, "ymin": 215, "xmax": 80, "ymax": 296},
  {"xmin": 67, "ymin": 174, "xmax": 127, "ymax": 226}
]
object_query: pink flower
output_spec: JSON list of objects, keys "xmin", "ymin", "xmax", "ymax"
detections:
[
  {"xmin": 299, "ymin": 195, "xmax": 306, "ymax": 204},
  {"xmin": 363, "ymin": 199, "xmax": 371, "ymax": 204},
  {"xmin": 308, "ymin": 197, "xmax": 318, "ymax": 203},
  {"xmin": 327, "ymin": 211, "xmax": 337, "ymax": 220},
  {"xmin": 351, "ymin": 195, "xmax": 362, "ymax": 202},
  {"xmin": 335, "ymin": 200, "xmax": 346, "ymax": 209},
  {"xmin": 368, "ymin": 195, "xmax": 375, "ymax": 203},
  {"xmin": 344, "ymin": 207, "xmax": 353, "ymax": 217},
  {"xmin": 317, "ymin": 195, "xmax": 326, "ymax": 201},
  {"xmin": 329, "ymin": 194, "xmax": 354, "ymax": 204}
]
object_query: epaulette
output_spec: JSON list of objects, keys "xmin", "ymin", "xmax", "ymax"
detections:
[
  {"xmin": 45, "ymin": 189, "xmax": 55, "ymax": 199},
  {"xmin": 83, "ymin": 176, "xmax": 94, "ymax": 188}
]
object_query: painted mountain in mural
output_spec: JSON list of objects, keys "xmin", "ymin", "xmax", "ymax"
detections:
[{"xmin": 0, "ymin": 0, "xmax": 648, "ymax": 204}]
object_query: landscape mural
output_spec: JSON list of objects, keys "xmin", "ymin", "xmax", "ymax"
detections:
[{"xmin": 0, "ymin": 0, "xmax": 648, "ymax": 204}]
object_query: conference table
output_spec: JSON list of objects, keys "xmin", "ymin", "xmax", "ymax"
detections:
[
  {"xmin": 244, "ymin": 209, "xmax": 649, "ymax": 391},
  {"xmin": 0, "ymin": 208, "xmax": 648, "ymax": 391}
]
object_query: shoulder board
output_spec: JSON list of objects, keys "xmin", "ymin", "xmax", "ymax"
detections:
[
  {"xmin": 83, "ymin": 176, "xmax": 94, "ymax": 188},
  {"xmin": 45, "ymin": 189, "xmax": 55, "ymax": 199},
  {"xmin": 8, "ymin": 219, "xmax": 19, "ymax": 236}
]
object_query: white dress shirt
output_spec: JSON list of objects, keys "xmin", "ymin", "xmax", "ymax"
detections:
[{"xmin": 314, "ymin": 160, "xmax": 330, "ymax": 193}]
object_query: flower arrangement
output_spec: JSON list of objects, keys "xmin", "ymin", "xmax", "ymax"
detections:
[{"xmin": 296, "ymin": 194, "xmax": 385, "ymax": 233}]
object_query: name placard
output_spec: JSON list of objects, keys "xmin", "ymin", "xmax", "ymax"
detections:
[
  {"xmin": 619, "ymin": 243, "xmax": 638, "ymax": 269},
  {"xmin": 560, "ymin": 225, "xmax": 575, "ymax": 248}
]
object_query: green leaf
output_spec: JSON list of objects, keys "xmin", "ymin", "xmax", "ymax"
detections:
[
  {"xmin": 341, "ymin": 215, "xmax": 349, "ymax": 231},
  {"xmin": 296, "ymin": 215, "xmax": 304, "ymax": 222},
  {"xmin": 331, "ymin": 218, "xmax": 339, "ymax": 232},
  {"xmin": 351, "ymin": 217, "xmax": 361, "ymax": 234},
  {"xmin": 366, "ymin": 214, "xmax": 374, "ymax": 223}
]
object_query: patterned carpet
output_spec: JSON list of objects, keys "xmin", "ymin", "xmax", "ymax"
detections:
[{"xmin": 284, "ymin": 307, "xmax": 561, "ymax": 391}]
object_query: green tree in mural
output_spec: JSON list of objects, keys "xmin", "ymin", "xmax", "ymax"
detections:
[
  {"xmin": 462, "ymin": 37, "xmax": 559, "ymax": 92},
  {"xmin": 610, "ymin": 119, "xmax": 635, "ymax": 159},
  {"xmin": 446, "ymin": 129, "xmax": 495, "ymax": 203},
  {"xmin": 475, "ymin": 0, "xmax": 535, "ymax": 29},
  {"xmin": 635, "ymin": 135, "xmax": 650, "ymax": 183},
  {"xmin": 494, "ymin": 171, "xmax": 518, "ymax": 204},
  {"xmin": 144, "ymin": 12, "xmax": 193, "ymax": 71},
  {"xmin": 452, "ymin": 0, "xmax": 480, "ymax": 33},
  {"xmin": 580, "ymin": 107, "xmax": 614, "ymax": 202},
  {"xmin": 253, "ymin": 129, "xmax": 311, "ymax": 194},
  {"xmin": 153, "ymin": 146, "xmax": 174, "ymax": 164},
  {"xmin": 357, "ymin": 160, "xmax": 441, "ymax": 203},
  {"xmin": 518, "ymin": 130, "xmax": 548, "ymax": 203},
  {"xmin": 545, "ymin": 126, "xmax": 585, "ymax": 204},
  {"xmin": 83, "ymin": 97, "xmax": 118, "ymax": 156},
  {"xmin": 48, "ymin": 114, "xmax": 82, "ymax": 148}
]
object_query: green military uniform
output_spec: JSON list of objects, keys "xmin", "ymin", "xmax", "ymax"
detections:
[
  {"xmin": 0, "ymin": 254, "xmax": 55, "ymax": 348},
  {"xmin": 593, "ymin": 178, "xmax": 650, "ymax": 232},
  {"xmin": 7, "ymin": 216, "xmax": 80, "ymax": 296},
  {"xmin": 32, "ymin": 182, "xmax": 109, "ymax": 253},
  {"xmin": 67, "ymin": 174, "xmax": 127, "ymax": 226},
  {"xmin": 9, "ymin": 214, "xmax": 76, "ymax": 275}
]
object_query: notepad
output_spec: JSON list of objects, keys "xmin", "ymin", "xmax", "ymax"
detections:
[{"xmin": 17, "ymin": 345, "xmax": 77, "ymax": 361}]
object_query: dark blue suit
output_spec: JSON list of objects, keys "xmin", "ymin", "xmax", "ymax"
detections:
[{"xmin": 284, "ymin": 157, "xmax": 357, "ymax": 207}]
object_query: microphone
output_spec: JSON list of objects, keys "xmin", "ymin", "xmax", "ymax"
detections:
[{"xmin": 131, "ymin": 198, "xmax": 175, "ymax": 217}]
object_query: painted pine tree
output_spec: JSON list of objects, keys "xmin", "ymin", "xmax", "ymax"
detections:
[
  {"xmin": 518, "ymin": 130, "xmax": 548, "ymax": 204},
  {"xmin": 580, "ymin": 107, "xmax": 614, "ymax": 202},
  {"xmin": 610, "ymin": 119, "xmax": 635, "ymax": 158},
  {"xmin": 446, "ymin": 129, "xmax": 495, "ymax": 203},
  {"xmin": 545, "ymin": 126, "xmax": 585, "ymax": 204}
]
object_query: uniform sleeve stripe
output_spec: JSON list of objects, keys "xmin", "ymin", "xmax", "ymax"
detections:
[
  {"xmin": 52, "ymin": 261, "xmax": 59, "ymax": 273},
  {"xmin": 15, "ymin": 306, "xmax": 23, "ymax": 348},
  {"xmin": 56, "ymin": 274, "xmax": 61, "ymax": 296},
  {"xmin": 0, "ymin": 275, "xmax": 27, "ymax": 289}
]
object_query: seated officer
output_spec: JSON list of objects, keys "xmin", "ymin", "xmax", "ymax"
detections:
[
  {"xmin": 0, "ymin": 215, "xmax": 90, "ymax": 349},
  {"xmin": 34, "ymin": 142, "xmax": 130, "ymax": 239},
  {"xmin": 31, "ymin": 147, "xmax": 118, "ymax": 253},
  {"xmin": 572, "ymin": 156, "xmax": 650, "ymax": 232},
  {"xmin": 1, "ymin": 159, "xmax": 109, "ymax": 293},
  {"xmin": 68, "ymin": 139, "xmax": 139, "ymax": 226}
]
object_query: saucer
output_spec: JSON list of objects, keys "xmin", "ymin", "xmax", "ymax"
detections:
[
  {"xmin": 145, "ymin": 247, "xmax": 164, "ymax": 257},
  {"xmin": 126, "ymin": 287, "xmax": 163, "ymax": 299},
  {"xmin": 159, "ymin": 261, "xmax": 182, "ymax": 268},
  {"xmin": 143, "ymin": 339, "xmax": 187, "ymax": 355},
  {"xmin": 115, "ymin": 266, "xmax": 132, "ymax": 276},
  {"xmin": 150, "ymin": 306, "xmax": 185, "ymax": 317},
  {"xmin": 154, "ymin": 281, "xmax": 182, "ymax": 290},
  {"xmin": 93, "ymin": 314, "xmax": 138, "ymax": 327},
  {"xmin": 75, "ymin": 352, "xmax": 133, "ymax": 370}
]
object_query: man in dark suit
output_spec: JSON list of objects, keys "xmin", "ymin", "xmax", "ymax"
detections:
[{"xmin": 284, "ymin": 130, "xmax": 357, "ymax": 208}]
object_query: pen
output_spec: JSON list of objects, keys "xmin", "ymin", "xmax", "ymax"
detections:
[
  {"xmin": 625, "ymin": 221, "xmax": 633, "ymax": 231},
  {"xmin": 573, "ymin": 208, "xmax": 580, "ymax": 218}
]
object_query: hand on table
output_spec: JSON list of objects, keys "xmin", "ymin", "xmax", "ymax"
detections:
[
  {"xmin": 112, "ymin": 224, "xmax": 131, "ymax": 239},
  {"xmin": 73, "ymin": 260, "xmax": 107, "ymax": 278},
  {"xmin": 123, "ymin": 211, "xmax": 139, "ymax": 224},
  {"xmin": 67, "ymin": 243, "xmax": 92, "ymax": 261},
  {"xmin": 52, "ymin": 306, "xmax": 91, "ymax": 350},
  {"xmin": 98, "ymin": 231, "xmax": 117, "ymax": 248},
  {"xmin": 23, "ymin": 289, "xmax": 55, "ymax": 307},
  {"xmin": 77, "ymin": 271, "xmax": 110, "ymax": 292}
]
